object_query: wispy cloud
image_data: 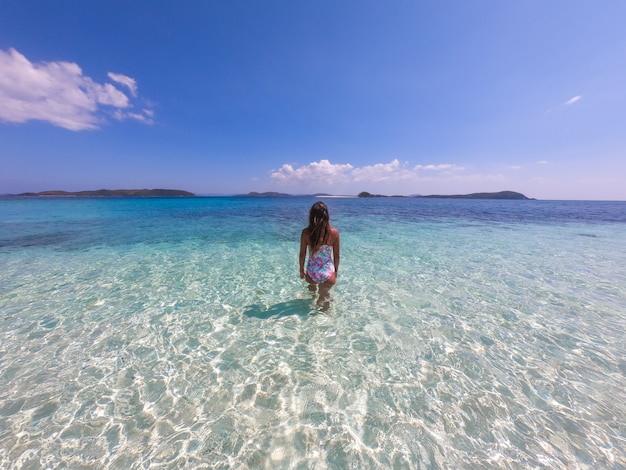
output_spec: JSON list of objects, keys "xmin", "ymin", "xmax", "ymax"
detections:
[
  {"xmin": 564, "ymin": 95, "xmax": 582, "ymax": 106},
  {"xmin": 108, "ymin": 72, "xmax": 138, "ymax": 97},
  {"xmin": 0, "ymin": 48, "xmax": 153, "ymax": 130},
  {"xmin": 536, "ymin": 160, "xmax": 549, "ymax": 165}
]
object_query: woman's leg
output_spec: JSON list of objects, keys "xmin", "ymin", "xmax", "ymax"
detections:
[
  {"xmin": 305, "ymin": 274, "xmax": 318, "ymax": 293},
  {"xmin": 317, "ymin": 272, "xmax": 336, "ymax": 308}
]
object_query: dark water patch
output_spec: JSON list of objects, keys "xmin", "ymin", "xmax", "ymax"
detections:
[
  {"xmin": 243, "ymin": 299, "xmax": 314, "ymax": 319},
  {"xmin": 40, "ymin": 318, "xmax": 59, "ymax": 329},
  {"xmin": 0, "ymin": 231, "xmax": 76, "ymax": 248}
]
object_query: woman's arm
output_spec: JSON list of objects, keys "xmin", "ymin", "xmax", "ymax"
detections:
[
  {"xmin": 332, "ymin": 228, "xmax": 340, "ymax": 273},
  {"xmin": 299, "ymin": 229, "xmax": 308, "ymax": 279}
]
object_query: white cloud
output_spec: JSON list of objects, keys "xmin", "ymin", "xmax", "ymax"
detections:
[
  {"xmin": 266, "ymin": 158, "xmax": 514, "ymax": 195},
  {"xmin": 270, "ymin": 158, "xmax": 467, "ymax": 190},
  {"xmin": 564, "ymin": 95, "xmax": 581, "ymax": 106},
  {"xmin": 414, "ymin": 163, "xmax": 464, "ymax": 172},
  {"xmin": 352, "ymin": 159, "xmax": 414, "ymax": 182},
  {"xmin": 536, "ymin": 160, "xmax": 549, "ymax": 165},
  {"xmin": 0, "ymin": 48, "xmax": 153, "ymax": 130},
  {"xmin": 270, "ymin": 159, "xmax": 354, "ymax": 184},
  {"xmin": 108, "ymin": 72, "xmax": 137, "ymax": 96}
]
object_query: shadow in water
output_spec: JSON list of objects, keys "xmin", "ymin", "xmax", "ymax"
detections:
[{"xmin": 243, "ymin": 299, "xmax": 315, "ymax": 319}]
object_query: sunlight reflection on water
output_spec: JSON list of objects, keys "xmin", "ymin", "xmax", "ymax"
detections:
[{"xmin": 0, "ymin": 197, "xmax": 625, "ymax": 468}]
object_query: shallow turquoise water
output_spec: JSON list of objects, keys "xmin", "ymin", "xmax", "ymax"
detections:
[{"xmin": 0, "ymin": 197, "xmax": 625, "ymax": 468}]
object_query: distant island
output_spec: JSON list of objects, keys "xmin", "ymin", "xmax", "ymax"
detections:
[
  {"xmin": 236, "ymin": 190, "xmax": 533, "ymax": 199},
  {"xmin": 241, "ymin": 191, "xmax": 292, "ymax": 197},
  {"xmin": 18, "ymin": 189, "xmax": 195, "ymax": 197},
  {"xmin": 240, "ymin": 192, "xmax": 335, "ymax": 197},
  {"xmin": 13, "ymin": 189, "xmax": 531, "ymax": 199},
  {"xmin": 418, "ymin": 191, "xmax": 533, "ymax": 200},
  {"xmin": 358, "ymin": 190, "xmax": 533, "ymax": 200}
]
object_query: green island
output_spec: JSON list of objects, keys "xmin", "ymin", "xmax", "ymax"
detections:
[
  {"xmin": 18, "ymin": 189, "xmax": 195, "ymax": 197},
  {"xmin": 357, "ymin": 190, "xmax": 533, "ymax": 200}
]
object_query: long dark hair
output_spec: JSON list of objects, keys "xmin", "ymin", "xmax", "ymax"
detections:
[{"xmin": 307, "ymin": 201, "xmax": 331, "ymax": 253}]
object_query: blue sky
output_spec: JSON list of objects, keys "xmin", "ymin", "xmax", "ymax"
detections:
[{"xmin": 1, "ymin": 1, "xmax": 625, "ymax": 199}]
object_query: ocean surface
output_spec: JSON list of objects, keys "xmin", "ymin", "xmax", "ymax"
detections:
[{"xmin": 0, "ymin": 196, "xmax": 625, "ymax": 469}]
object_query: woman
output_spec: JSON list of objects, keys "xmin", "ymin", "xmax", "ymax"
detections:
[{"xmin": 299, "ymin": 201, "xmax": 340, "ymax": 303}]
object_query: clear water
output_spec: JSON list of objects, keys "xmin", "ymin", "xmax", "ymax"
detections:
[{"xmin": 0, "ymin": 197, "xmax": 625, "ymax": 469}]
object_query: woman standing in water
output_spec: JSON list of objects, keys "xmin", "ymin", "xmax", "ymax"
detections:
[{"xmin": 299, "ymin": 201, "xmax": 340, "ymax": 304}]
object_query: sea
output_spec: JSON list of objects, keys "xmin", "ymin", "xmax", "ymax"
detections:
[{"xmin": 0, "ymin": 196, "xmax": 624, "ymax": 469}]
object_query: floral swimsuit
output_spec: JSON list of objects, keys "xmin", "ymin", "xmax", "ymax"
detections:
[{"xmin": 306, "ymin": 245, "xmax": 335, "ymax": 283}]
